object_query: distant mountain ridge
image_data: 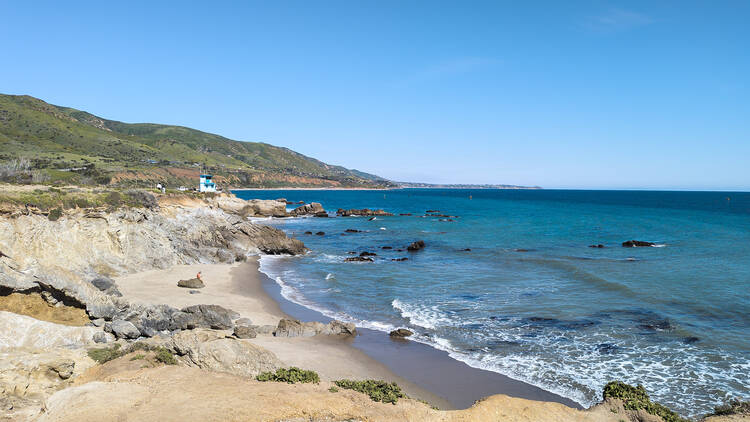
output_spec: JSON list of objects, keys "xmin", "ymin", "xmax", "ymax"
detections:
[{"xmin": 0, "ymin": 94, "xmax": 393, "ymax": 188}]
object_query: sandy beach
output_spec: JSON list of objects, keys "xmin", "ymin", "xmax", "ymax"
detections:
[{"xmin": 115, "ymin": 258, "xmax": 452, "ymax": 409}]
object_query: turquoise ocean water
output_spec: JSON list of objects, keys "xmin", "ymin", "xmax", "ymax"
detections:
[{"xmin": 234, "ymin": 189, "xmax": 749, "ymax": 416}]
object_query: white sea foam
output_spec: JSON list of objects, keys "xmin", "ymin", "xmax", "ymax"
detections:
[{"xmin": 325, "ymin": 273, "xmax": 335, "ymax": 280}]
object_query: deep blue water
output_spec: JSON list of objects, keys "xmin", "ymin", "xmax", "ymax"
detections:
[{"xmin": 234, "ymin": 189, "xmax": 750, "ymax": 416}]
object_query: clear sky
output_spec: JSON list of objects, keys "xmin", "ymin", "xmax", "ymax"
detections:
[{"xmin": 1, "ymin": 1, "xmax": 748, "ymax": 190}]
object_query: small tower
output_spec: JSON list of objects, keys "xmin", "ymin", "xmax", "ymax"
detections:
[{"xmin": 199, "ymin": 174, "xmax": 216, "ymax": 192}]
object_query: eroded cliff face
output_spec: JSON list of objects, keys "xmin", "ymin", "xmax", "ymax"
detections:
[{"xmin": 0, "ymin": 200, "xmax": 305, "ymax": 320}]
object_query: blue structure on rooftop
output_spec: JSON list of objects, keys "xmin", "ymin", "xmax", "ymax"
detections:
[{"xmin": 199, "ymin": 174, "xmax": 216, "ymax": 192}]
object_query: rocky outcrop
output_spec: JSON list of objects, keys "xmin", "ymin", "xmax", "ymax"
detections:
[
  {"xmin": 336, "ymin": 208, "xmax": 394, "ymax": 217},
  {"xmin": 165, "ymin": 329, "xmax": 282, "ymax": 378},
  {"xmin": 210, "ymin": 196, "xmax": 288, "ymax": 218},
  {"xmin": 622, "ymin": 240, "xmax": 655, "ymax": 247},
  {"xmin": 290, "ymin": 202, "xmax": 327, "ymax": 217},
  {"xmin": 0, "ymin": 311, "xmax": 100, "ymax": 349},
  {"xmin": 273, "ymin": 318, "xmax": 357, "ymax": 337},
  {"xmin": 0, "ymin": 202, "xmax": 305, "ymax": 328},
  {"xmin": 181, "ymin": 304, "xmax": 239, "ymax": 330},
  {"xmin": 233, "ymin": 318, "xmax": 257, "ymax": 339},
  {"xmin": 107, "ymin": 320, "xmax": 140, "ymax": 339}
]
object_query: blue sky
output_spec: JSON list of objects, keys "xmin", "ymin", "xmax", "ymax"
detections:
[{"xmin": 1, "ymin": 1, "xmax": 748, "ymax": 190}]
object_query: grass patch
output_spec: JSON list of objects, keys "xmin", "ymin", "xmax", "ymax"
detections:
[
  {"xmin": 333, "ymin": 379, "xmax": 404, "ymax": 405},
  {"xmin": 328, "ymin": 386, "xmax": 339, "ymax": 393},
  {"xmin": 87, "ymin": 344, "xmax": 124, "ymax": 363},
  {"xmin": 602, "ymin": 381, "xmax": 687, "ymax": 422},
  {"xmin": 256, "ymin": 367, "xmax": 320, "ymax": 384},
  {"xmin": 130, "ymin": 353, "xmax": 146, "ymax": 361}
]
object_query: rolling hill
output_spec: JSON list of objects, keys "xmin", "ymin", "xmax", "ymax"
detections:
[{"xmin": 0, "ymin": 94, "xmax": 393, "ymax": 189}]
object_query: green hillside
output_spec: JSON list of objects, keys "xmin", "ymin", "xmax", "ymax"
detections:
[{"xmin": 0, "ymin": 94, "xmax": 392, "ymax": 188}]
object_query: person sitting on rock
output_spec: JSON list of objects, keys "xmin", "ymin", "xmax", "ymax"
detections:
[{"xmin": 196, "ymin": 271, "xmax": 203, "ymax": 281}]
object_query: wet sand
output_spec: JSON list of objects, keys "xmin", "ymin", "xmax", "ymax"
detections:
[{"xmin": 116, "ymin": 257, "xmax": 579, "ymax": 411}]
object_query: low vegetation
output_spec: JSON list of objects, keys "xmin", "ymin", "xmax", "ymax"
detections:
[
  {"xmin": 256, "ymin": 367, "xmax": 320, "ymax": 384},
  {"xmin": 333, "ymin": 379, "xmax": 404, "ymax": 405},
  {"xmin": 87, "ymin": 342, "xmax": 177, "ymax": 365},
  {"xmin": 0, "ymin": 185, "xmax": 158, "ymax": 212},
  {"xmin": 602, "ymin": 381, "xmax": 687, "ymax": 422}
]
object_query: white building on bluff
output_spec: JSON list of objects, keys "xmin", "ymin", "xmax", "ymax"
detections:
[{"xmin": 199, "ymin": 174, "xmax": 216, "ymax": 192}]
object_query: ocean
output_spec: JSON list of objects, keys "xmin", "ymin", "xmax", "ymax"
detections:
[{"xmin": 234, "ymin": 188, "xmax": 750, "ymax": 417}]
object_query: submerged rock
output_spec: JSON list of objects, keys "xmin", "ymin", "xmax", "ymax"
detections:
[
  {"xmin": 336, "ymin": 208, "xmax": 394, "ymax": 217},
  {"xmin": 622, "ymin": 240, "xmax": 655, "ymax": 247},
  {"xmin": 345, "ymin": 256, "xmax": 373, "ymax": 262},
  {"xmin": 391, "ymin": 257, "xmax": 408, "ymax": 262},
  {"xmin": 389, "ymin": 328, "xmax": 413, "ymax": 338},
  {"xmin": 407, "ymin": 240, "xmax": 425, "ymax": 251},
  {"xmin": 589, "ymin": 244, "xmax": 605, "ymax": 248},
  {"xmin": 359, "ymin": 251, "xmax": 376, "ymax": 256}
]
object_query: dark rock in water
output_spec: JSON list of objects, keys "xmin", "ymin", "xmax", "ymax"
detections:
[
  {"xmin": 637, "ymin": 317, "xmax": 674, "ymax": 331},
  {"xmin": 589, "ymin": 244, "xmax": 605, "ymax": 248},
  {"xmin": 189, "ymin": 290, "xmax": 201, "ymax": 294},
  {"xmin": 399, "ymin": 213, "xmax": 412, "ymax": 216},
  {"xmin": 389, "ymin": 328, "xmax": 414, "ymax": 338},
  {"xmin": 345, "ymin": 256, "xmax": 374, "ymax": 262},
  {"xmin": 462, "ymin": 248, "xmax": 471, "ymax": 251},
  {"xmin": 181, "ymin": 304, "xmax": 239, "ymax": 330},
  {"xmin": 345, "ymin": 229, "xmax": 362, "ymax": 233},
  {"xmin": 315, "ymin": 231, "xmax": 325, "ymax": 236},
  {"xmin": 290, "ymin": 202, "xmax": 325, "ymax": 216},
  {"xmin": 381, "ymin": 246, "xmax": 392, "ymax": 249},
  {"xmin": 439, "ymin": 218, "xmax": 454, "ymax": 222},
  {"xmin": 347, "ymin": 251, "xmax": 357, "ymax": 254},
  {"xmin": 177, "ymin": 278, "xmax": 205, "ymax": 289},
  {"xmin": 314, "ymin": 211, "xmax": 329, "ymax": 218},
  {"xmin": 596, "ymin": 343, "xmax": 619, "ymax": 354},
  {"xmin": 395, "ymin": 249, "xmax": 404, "ymax": 252},
  {"xmin": 426, "ymin": 210, "xmax": 440, "ymax": 213},
  {"xmin": 683, "ymin": 336, "xmax": 700, "ymax": 344},
  {"xmin": 359, "ymin": 251, "xmax": 377, "ymax": 257},
  {"xmin": 392, "ymin": 257, "xmax": 408, "ymax": 261},
  {"xmin": 336, "ymin": 208, "xmax": 394, "ymax": 217},
  {"xmin": 515, "ymin": 249, "xmax": 534, "ymax": 252},
  {"xmin": 622, "ymin": 240, "xmax": 655, "ymax": 247},
  {"xmin": 304, "ymin": 231, "xmax": 312, "ymax": 235},
  {"xmin": 368, "ymin": 217, "xmax": 376, "ymax": 221},
  {"xmin": 407, "ymin": 240, "xmax": 425, "ymax": 251}
]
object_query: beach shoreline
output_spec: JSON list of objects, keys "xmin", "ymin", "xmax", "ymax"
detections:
[{"xmin": 115, "ymin": 257, "xmax": 580, "ymax": 411}]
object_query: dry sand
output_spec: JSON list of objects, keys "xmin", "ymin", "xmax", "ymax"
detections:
[{"xmin": 115, "ymin": 258, "xmax": 451, "ymax": 409}]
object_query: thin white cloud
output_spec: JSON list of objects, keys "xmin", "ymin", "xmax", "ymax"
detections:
[{"xmin": 583, "ymin": 8, "xmax": 653, "ymax": 32}]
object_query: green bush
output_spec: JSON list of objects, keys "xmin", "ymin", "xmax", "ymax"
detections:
[
  {"xmin": 328, "ymin": 386, "xmax": 339, "ymax": 393},
  {"xmin": 712, "ymin": 399, "xmax": 750, "ymax": 416},
  {"xmin": 602, "ymin": 381, "xmax": 687, "ymax": 422},
  {"xmin": 87, "ymin": 344, "xmax": 124, "ymax": 363},
  {"xmin": 256, "ymin": 367, "xmax": 320, "ymax": 384},
  {"xmin": 47, "ymin": 207, "xmax": 62, "ymax": 221},
  {"xmin": 104, "ymin": 191, "xmax": 122, "ymax": 207},
  {"xmin": 154, "ymin": 347, "xmax": 178, "ymax": 365},
  {"xmin": 130, "ymin": 353, "xmax": 146, "ymax": 361},
  {"xmin": 333, "ymin": 379, "xmax": 404, "ymax": 405}
]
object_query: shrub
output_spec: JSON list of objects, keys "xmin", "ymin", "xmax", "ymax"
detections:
[
  {"xmin": 104, "ymin": 191, "xmax": 122, "ymax": 207},
  {"xmin": 333, "ymin": 379, "xmax": 404, "ymax": 405},
  {"xmin": 602, "ymin": 381, "xmax": 687, "ymax": 422},
  {"xmin": 47, "ymin": 207, "xmax": 62, "ymax": 221},
  {"xmin": 328, "ymin": 386, "xmax": 339, "ymax": 393},
  {"xmin": 130, "ymin": 353, "xmax": 146, "ymax": 361},
  {"xmin": 125, "ymin": 190, "xmax": 158, "ymax": 208},
  {"xmin": 256, "ymin": 367, "xmax": 320, "ymax": 384},
  {"xmin": 154, "ymin": 347, "xmax": 178, "ymax": 365},
  {"xmin": 87, "ymin": 344, "xmax": 124, "ymax": 363},
  {"xmin": 712, "ymin": 399, "xmax": 750, "ymax": 416}
]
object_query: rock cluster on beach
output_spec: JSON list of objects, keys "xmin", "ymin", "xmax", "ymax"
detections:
[{"xmin": 273, "ymin": 318, "xmax": 357, "ymax": 337}]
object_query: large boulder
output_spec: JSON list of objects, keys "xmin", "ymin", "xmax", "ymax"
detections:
[
  {"xmin": 233, "ymin": 318, "xmax": 257, "ymax": 339},
  {"xmin": 167, "ymin": 329, "xmax": 282, "ymax": 378},
  {"xmin": 407, "ymin": 240, "xmax": 426, "ymax": 251},
  {"xmin": 181, "ymin": 304, "xmax": 239, "ymax": 330},
  {"xmin": 274, "ymin": 318, "xmax": 356, "ymax": 337},
  {"xmin": 109, "ymin": 320, "xmax": 140, "ymax": 339},
  {"xmin": 389, "ymin": 328, "xmax": 414, "ymax": 338},
  {"xmin": 177, "ymin": 278, "xmax": 205, "ymax": 289}
]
